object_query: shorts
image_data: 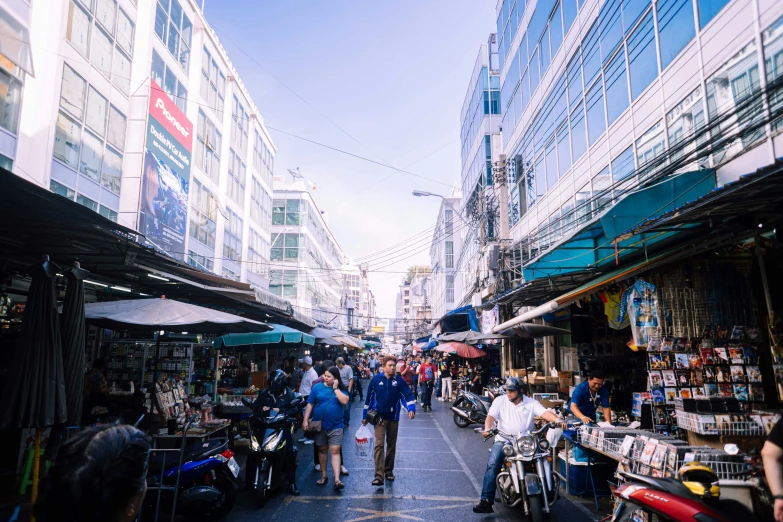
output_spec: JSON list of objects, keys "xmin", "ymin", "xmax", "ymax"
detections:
[{"xmin": 314, "ymin": 428, "xmax": 344, "ymax": 447}]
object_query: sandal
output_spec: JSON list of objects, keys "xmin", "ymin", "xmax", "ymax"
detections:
[
  {"xmin": 372, "ymin": 478, "xmax": 384, "ymax": 486},
  {"xmin": 316, "ymin": 477, "xmax": 328, "ymax": 486},
  {"xmin": 385, "ymin": 473, "xmax": 395, "ymax": 481},
  {"xmin": 334, "ymin": 480, "xmax": 345, "ymax": 491}
]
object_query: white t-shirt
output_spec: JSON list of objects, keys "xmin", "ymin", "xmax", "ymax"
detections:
[
  {"xmin": 488, "ymin": 394, "xmax": 548, "ymax": 442},
  {"xmin": 299, "ymin": 367, "xmax": 318, "ymax": 396}
]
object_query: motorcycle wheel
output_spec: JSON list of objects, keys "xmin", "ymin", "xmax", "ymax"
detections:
[
  {"xmin": 255, "ymin": 485, "xmax": 267, "ymax": 508},
  {"xmin": 183, "ymin": 477, "xmax": 236, "ymax": 521},
  {"xmin": 528, "ymin": 494, "xmax": 545, "ymax": 522},
  {"xmin": 453, "ymin": 402, "xmax": 473, "ymax": 428}
]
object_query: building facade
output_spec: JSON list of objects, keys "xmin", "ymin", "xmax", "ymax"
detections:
[
  {"xmin": 341, "ymin": 262, "xmax": 376, "ymax": 332},
  {"xmin": 496, "ymin": 0, "xmax": 783, "ymax": 289},
  {"xmin": 429, "ymin": 195, "xmax": 464, "ymax": 320},
  {"xmin": 394, "ymin": 270, "xmax": 432, "ymax": 343},
  {"xmin": 8, "ymin": 0, "xmax": 275, "ymax": 290}
]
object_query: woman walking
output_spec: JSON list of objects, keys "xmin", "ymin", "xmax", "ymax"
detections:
[{"xmin": 303, "ymin": 366, "xmax": 350, "ymax": 490}]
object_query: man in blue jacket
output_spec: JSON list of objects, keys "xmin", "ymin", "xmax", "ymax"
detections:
[{"xmin": 363, "ymin": 355, "xmax": 416, "ymax": 486}]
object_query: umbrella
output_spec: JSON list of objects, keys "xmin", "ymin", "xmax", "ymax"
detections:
[
  {"xmin": 437, "ymin": 330, "xmax": 510, "ymax": 343},
  {"xmin": 46, "ymin": 262, "xmax": 89, "ymax": 461},
  {"xmin": 499, "ymin": 323, "xmax": 571, "ymax": 338},
  {"xmin": 436, "ymin": 342, "xmax": 488, "ymax": 358},
  {"xmin": 0, "ymin": 257, "xmax": 67, "ymax": 506}
]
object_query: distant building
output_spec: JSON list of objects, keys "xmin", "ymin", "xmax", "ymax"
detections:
[
  {"xmin": 394, "ymin": 269, "xmax": 432, "ymax": 342},
  {"xmin": 429, "ymin": 195, "xmax": 463, "ymax": 321}
]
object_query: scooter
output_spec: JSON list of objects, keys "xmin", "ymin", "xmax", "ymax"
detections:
[
  {"xmin": 242, "ymin": 395, "xmax": 305, "ymax": 507},
  {"xmin": 451, "ymin": 381, "xmax": 503, "ymax": 428},
  {"xmin": 475, "ymin": 421, "xmax": 566, "ymax": 522},
  {"xmin": 142, "ymin": 418, "xmax": 239, "ymax": 521}
]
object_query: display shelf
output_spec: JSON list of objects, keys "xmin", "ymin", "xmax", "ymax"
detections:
[{"xmin": 674, "ymin": 411, "xmax": 765, "ymax": 436}]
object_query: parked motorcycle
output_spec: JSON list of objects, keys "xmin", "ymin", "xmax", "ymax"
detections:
[
  {"xmin": 242, "ymin": 395, "xmax": 304, "ymax": 507},
  {"xmin": 451, "ymin": 380, "xmax": 503, "ymax": 428},
  {"xmin": 142, "ymin": 419, "xmax": 239, "ymax": 521},
  {"xmin": 474, "ymin": 421, "xmax": 565, "ymax": 522}
]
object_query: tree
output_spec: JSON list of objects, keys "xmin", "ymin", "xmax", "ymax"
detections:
[{"xmin": 405, "ymin": 265, "xmax": 431, "ymax": 283}]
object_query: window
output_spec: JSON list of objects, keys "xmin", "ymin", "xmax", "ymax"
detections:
[
  {"xmin": 90, "ymin": 27, "xmax": 113, "ymax": 78},
  {"xmin": 567, "ymin": 51, "xmax": 582, "ymax": 110},
  {"xmin": 545, "ymin": 138, "xmax": 558, "ymax": 189},
  {"xmin": 151, "ymin": 50, "xmax": 187, "ymax": 113},
  {"xmin": 445, "ymin": 241, "xmax": 454, "ymax": 268},
  {"xmin": 446, "ymin": 274, "xmax": 455, "ymax": 303},
  {"xmin": 50, "ymin": 180, "xmax": 75, "ymax": 200},
  {"xmin": 227, "ymin": 149, "xmax": 246, "ymax": 207},
  {"xmin": 604, "ymin": 51, "xmax": 629, "ymax": 124},
  {"xmin": 582, "ymin": 21, "xmax": 601, "ymax": 84},
  {"xmin": 698, "ymin": 0, "xmax": 729, "ymax": 29},
  {"xmin": 285, "ymin": 199, "xmax": 300, "ymax": 226},
  {"xmin": 627, "ymin": 10, "xmax": 657, "ymax": 100},
  {"xmin": 563, "ymin": 0, "xmax": 578, "ymax": 33},
  {"xmin": 155, "ymin": 0, "xmax": 192, "ymax": 72},
  {"xmin": 77, "ymin": 193, "xmax": 98, "ymax": 211},
  {"xmin": 201, "ymin": 47, "xmax": 226, "ymax": 115},
  {"xmin": 271, "ymin": 233, "xmax": 300, "ymax": 261},
  {"xmin": 622, "ymin": 0, "xmax": 650, "ymax": 33},
  {"xmin": 636, "ymin": 121, "xmax": 665, "ymax": 175},
  {"xmin": 222, "ymin": 267, "xmax": 239, "ymax": 282},
  {"xmin": 188, "ymin": 250, "xmax": 214, "ymax": 272},
  {"xmin": 248, "ymin": 229, "xmax": 270, "ymax": 277},
  {"xmin": 99, "ymin": 204, "xmax": 117, "ymax": 221},
  {"xmin": 54, "ymin": 65, "xmax": 126, "ymax": 195},
  {"xmin": 611, "ymin": 145, "xmax": 635, "ymax": 183},
  {"xmin": 599, "ymin": 0, "xmax": 623, "ymax": 62},
  {"xmin": 232, "ymin": 95, "xmax": 249, "ymax": 153},
  {"xmin": 250, "ymin": 176, "xmax": 271, "ymax": 229},
  {"xmin": 195, "ymin": 110, "xmax": 221, "ymax": 183},
  {"xmin": 269, "ymin": 270, "xmax": 297, "ymax": 299},
  {"xmin": 550, "ymin": 4, "xmax": 563, "ymax": 56},
  {"xmin": 763, "ymin": 14, "xmax": 783, "ymax": 133},
  {"xmin": 586, "ymin": 80, "xmax": 606, "ymax": 145},
  {"xmin": 592, "ymin": 166, "xmax": 612, "ymax": 213},
  {"xmin": 445, "ymin": 209, "xmax": 454, "ymax": 234},
  {"xmin": 0, "ymin": 69, "xmax": 20, "ymax": 135},
  {"xmin": 253, "ymin": 131, "xmax": 274, "ymax": 188},
  {"xmin": 557, "ymin": 124, "xmax": 571, "ymax": 177},
  {"xmin": 189, "ymin": 178, "xmax": 216, "ymax": 248},
  {"xmin": 575, "ymin": 182, "xmax": 592, "ymax": 224},
  {"xmin": 223, "ymin": 209, "xmax": 243, "ymax": 262},
  {"xmin": 666, "ymin": 86, "xmax": 707, "ymax": 171},
  {"xmin": 66, "ymin": 1, "xmax": 90, "ymax": 57},
  {"xmin": 657, "ymin": 0, "xmax": 695, "ymax": 70}
]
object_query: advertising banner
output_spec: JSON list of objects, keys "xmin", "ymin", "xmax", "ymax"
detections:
[{"xmin": 138, "ymin": 80, "xmax": 193, "ymax": 258}]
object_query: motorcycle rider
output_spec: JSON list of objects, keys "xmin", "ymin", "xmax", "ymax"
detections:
[
  {"xmin": 248, "ymin": 369, "xmax": 300, "ymax": 496},
  {"xmin": 473, "ymin": 377, "xmax": 561, "ymax": 514}
]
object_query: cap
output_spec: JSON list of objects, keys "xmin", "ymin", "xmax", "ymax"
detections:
[{"xmin": 298, "ymin": 356, "xmax": 313, "ymax": 365}]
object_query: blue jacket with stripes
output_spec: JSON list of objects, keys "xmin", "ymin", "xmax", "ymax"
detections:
[{"xmin": 363, "ymin": 373, "xmax": 416, "ymax": 422}]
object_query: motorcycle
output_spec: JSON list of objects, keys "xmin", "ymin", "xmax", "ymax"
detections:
[
  {"xmin": 474, "ymin": 422, "xmax": 565, "ymax": 522},
  {"xmin": 142, "ymin": 417, "xmax": 239, "ymax": 521},
  {"xmin": 451, "ymin": 380, "xmax": 503, "ymax": 428},
  {"xmin": 242, "ymin": 395, "xmax": 304, "ymax": 507}
]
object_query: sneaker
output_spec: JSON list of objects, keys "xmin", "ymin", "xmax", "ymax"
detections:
[
  {"xmin": 340, "ymin": 465, "xmax": 350, "ymax": 476},
  {"xmin": 315, "ymin": 464, "xmax": 321, "ymax": 472},
  {"xmin": 472, "ymin": 500, "xmax": 494, "ymax": 513}
]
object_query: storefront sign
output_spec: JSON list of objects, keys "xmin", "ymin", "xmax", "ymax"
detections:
[{"xmin": 138, "ymin": 80, "xmax": 193, "ymax": 259}]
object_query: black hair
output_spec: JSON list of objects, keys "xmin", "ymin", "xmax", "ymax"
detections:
[
  {"xmin": 35, "ymin": 424, "xmax": 151, "ymax": 522},
  {"xmin": 588, "ymin": 369, "xmax": 605, "ymax": 380},
  {"xmin": 326, "ymin": 366, "xmax": 347, "ymax": 392}
]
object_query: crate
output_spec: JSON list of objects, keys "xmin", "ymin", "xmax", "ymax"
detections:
[{"xmin": 558, "ymin": 452, "xmax": 612, "ymax": 496}]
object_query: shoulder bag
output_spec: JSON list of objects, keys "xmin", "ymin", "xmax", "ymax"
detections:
[{"xmin": 305, "ymin": 389, "xmax": 335, "ymax": 438}]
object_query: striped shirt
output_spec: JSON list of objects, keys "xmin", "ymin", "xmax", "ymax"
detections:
[{"xmin": 488, "ymin": 394, "xmax": 548, "ymax": 442}]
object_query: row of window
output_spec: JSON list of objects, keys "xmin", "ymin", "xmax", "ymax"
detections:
[
  {"xmin": 51, "ymin": 179, "xmax": 118, "ymax": 221},
  {"xmin": 154, "ymin": 0, "xmax": 193, "ymax": 74},
  {"xmin": 195, "ymin": 109, "xmax": 222, "ymax": 184},
  {"xmin": 227, "ymin": 148, "xmax": 247, "ymax": 207},
  {"xmin": 55, "ymin": 63, "xmax": 126, "ymax": 195},
  {"xmin": 250, "ymin": 176, "xmax": 273, "ymax": 230},
  {"xmin": 201, "ymin": 46, "xmax": 226, "ymax": 117},
  {"xmin": 231, "ymin": 95, "xmax": 250, "ymax": 153},
  {"xmin": 272, "ymin": 198, "xmax": 344, "ymax": 270},
  {"xmin": 66, "ymin": 0, "xmax": 134, "ymax": 97},
  {"xmin": 223, "ymin": 208, "xmax": 243, "ymax": 261},
  {"xmin": 462, "ymin": 135, "xmax": 494, "ymax": 199},
  {"xmin": 151, "ymin": 50, "xmax": 188, "ymax": 114},
  {"xmin": 253, "ymin": 129, "xmax": 274, "ymax": 189},
  {"xmin": 460, "ymin": 66, "xmax": 501, "ymax": 170}
]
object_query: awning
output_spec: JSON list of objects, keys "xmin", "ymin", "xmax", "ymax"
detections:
[
  {"xmin": 333, "ymin": 334, "xmax": 362, "ymax": 349},
  {"xmin": 308, "ymin": 326, "xmax": 344, "ymax": 344},
  {"xmin": 522, "ymin": 169, "xmax": 716, "ymax": 281},
  {"xmin": 214, "ymin": 324, "xmax": 315, "ymax": 348}
]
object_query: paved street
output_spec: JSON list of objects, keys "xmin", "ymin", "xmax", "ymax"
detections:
[{"xmin": 224, "ymin": 392, "xmax": 609, "ymax": 522}]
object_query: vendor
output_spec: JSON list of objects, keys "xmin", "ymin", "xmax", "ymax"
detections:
[{"xmin": 566, "ymin": 370, "xmax": 612, "ymax": 425}]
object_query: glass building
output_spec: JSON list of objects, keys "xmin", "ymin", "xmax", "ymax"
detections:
[{"xmin": 496, "ymin": 0, "xmax": 783, "ymax": 285}]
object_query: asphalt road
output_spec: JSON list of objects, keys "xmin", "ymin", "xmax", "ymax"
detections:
[{"xmin": 223, "ymin": 389, "xmax": 609, "ymax": 522}]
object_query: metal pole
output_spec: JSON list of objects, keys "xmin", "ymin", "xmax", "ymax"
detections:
[{"xmin": 755, "ymin": 237, "xmax": 775, "ymax": 326}]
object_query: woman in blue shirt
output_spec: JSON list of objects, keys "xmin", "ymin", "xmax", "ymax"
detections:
[{"xmin": 303, "ymin": 366, "xmax": 350, "ymax": 490}]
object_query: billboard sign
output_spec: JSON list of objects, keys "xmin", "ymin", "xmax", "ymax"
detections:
[{"xmin": 138, "ymin": 80, "xmax": 193, "ymax": 258}]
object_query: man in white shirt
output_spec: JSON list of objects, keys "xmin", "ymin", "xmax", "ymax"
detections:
[
  {"xmin": 473, "ymin": 377, "xmax": 561, "ymax": 514},
  {"xmin": 298, "ymin": 356, "xmax": 318, "ymax": 397}
]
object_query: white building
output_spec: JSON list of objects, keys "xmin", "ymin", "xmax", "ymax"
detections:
[
  {"xmin": 6, "ymin": 0, "xmax": 275, "ymax": 290},
  {"xmin": 429, "ymin": 195, "xmax": 463, "ymax": 320},
  {"xmin": 341, "ymin": 262, "xmax": 375, "ymax": 332}
]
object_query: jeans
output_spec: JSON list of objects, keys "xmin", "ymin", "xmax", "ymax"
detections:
[
  {"xmin": 412, "ymin": 378, "xmax": 419, "ymax": 399},
  {"xmin": 344, "ymin": 402, "xmax": 351, "ymax": 426},
  {"xmin": 421, "ymin": 381, "xmax": 434, "ymax": 407},
  {"xmin": 354, "ymin": 379, "xmax": 364, "ymax": 400},
  {"xmin": 435, "ymin": 377, "xmax": 442, "ymax": 397},
  {"xmin": 481, "ymin": 441, "xmax": 506, "ymax": 503}
]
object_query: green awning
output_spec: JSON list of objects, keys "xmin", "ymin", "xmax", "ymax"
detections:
[{"xmin": 215, "ymin": 323, "xmax": 315, "ymax": 348}]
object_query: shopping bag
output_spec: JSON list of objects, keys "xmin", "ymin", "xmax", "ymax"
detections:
[{"xmin": 355, "ymin": 424, "xmax": 375, "ymax": 461}]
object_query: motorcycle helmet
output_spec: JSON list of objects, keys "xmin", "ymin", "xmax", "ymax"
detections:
[
  {"xmin": 677, "ymin": 461, "xmax": 720, "ymax": 499},
  {"xmin": 503, "ymin": 377, "xmax": 523, "ymax": 391},
  {"xmin": 270, "ymin": 369, "xmax": 288, "ymax": 394}
]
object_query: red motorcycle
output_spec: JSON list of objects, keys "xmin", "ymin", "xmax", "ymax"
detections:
[{"xmin": 609, "ymin": 463, "xmax": 763, "ymax": 522}]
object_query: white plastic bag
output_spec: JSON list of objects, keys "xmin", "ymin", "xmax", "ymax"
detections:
[{"xmin": 355, "ymin": 424, "xmax": 375, "ymax": 461}]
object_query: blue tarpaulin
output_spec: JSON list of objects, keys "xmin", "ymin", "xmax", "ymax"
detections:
[{"xmin": 215, "ymin": 323, "xmax": 315, "ymax": 348}]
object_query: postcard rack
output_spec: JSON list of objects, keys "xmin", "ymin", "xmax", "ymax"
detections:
[{"xmin": 674, "ymin": 411, "xmax": 766, "ymax": 436}]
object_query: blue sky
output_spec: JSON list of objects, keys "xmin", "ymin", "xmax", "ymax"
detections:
[{"xmin": 205, "ymin": 1, "xmax": 496, "ymax": 319}]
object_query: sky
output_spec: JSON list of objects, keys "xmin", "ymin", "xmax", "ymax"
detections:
[{"xmin": 204, "ymin": 1, "xmax": 496, "ymax": 320}]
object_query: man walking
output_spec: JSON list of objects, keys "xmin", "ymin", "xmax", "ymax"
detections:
[
  {"xmin": 439, "ymin": 356, "xmax": 453, "ymax": 401},
  {"xmin": 368, "ymin": 353, "xmax": 380, "ymax": 375},
  {"xmin": 336, "ymin": 357, "xmax": 354, "ymax": 426},
  {"xmin": 418, "ymin": 356, "xmax": 436, "ymax": 411},
  {"xmin": 363, "ymin": 356, "xmax": 415, "ymax": 486}
]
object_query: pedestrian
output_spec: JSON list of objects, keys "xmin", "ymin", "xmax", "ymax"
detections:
[
  {"xmin": 368, "ymin": 353, "xmax": 380, "ymax": 375},
  {"xmin": 400, "ymin": 357, "xmax": 414, "ymax": 390},
  {"xmin": 349, "ymin": 358, "xmax": 364, "ymax": 400},
  {"xmin": 336, "ymin": 357, "xmax": 354, "ymax": 426},
  {"xmin": 411, "ymin": 356, "xmax": 420, "ymax": 401},
  {"xmin": 418, "ymin": 356, "xmax": 437, "ymax": 411},
  {"xmin": 303, "ymin": 366, "xmax": 350, "ymax": 491},
  {"xmin": 363, "ymin": 356, "xmax": 416, "ymax": 486},
  {"xmin": 439, "ymin": 356, "xmax": 453, "ymax": 402},
  {"xmin": 473, "ymin": 377, "xmax": 563, "ymax": 513},
  {"xmin": 297, "ymin": 356, "xmax": 319, "ymax": 444},
  {"xmin": 34, "ymin": 424, "xmax": 151, "ymax": 522}
]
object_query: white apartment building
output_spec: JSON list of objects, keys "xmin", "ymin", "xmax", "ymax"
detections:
[
  {"xmin": 271, "ymin": 175, "xmax": 347, "ymax": 327},
  {"xmin": 429, "ymin": 195, "xmax": 463, "ymax": 320},
  {"xmin": 341, "ymin": 262, "xmax": 375, "ymax": 332},
  {"xmin": 6, "ymin": 0, "xmax": 275, "ymax": 289}
]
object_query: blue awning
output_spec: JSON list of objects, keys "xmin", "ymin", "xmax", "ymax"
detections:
[
  {"xmin": 215, "ymin": 323, "xmax": 315, "ymax": 348},
  {"xmin": 522, "ymin": 169, "xmax": 716, "ymax": 281}
]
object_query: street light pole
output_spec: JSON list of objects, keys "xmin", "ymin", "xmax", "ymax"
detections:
[{"xmin": 412, "ymin": 190, "xmax": 470, "ymax": 224}]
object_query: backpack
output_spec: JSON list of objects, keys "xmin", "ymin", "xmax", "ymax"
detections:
[{"xmin": 424, "ymin": 366, "xmax": 433, "ymax": 380}]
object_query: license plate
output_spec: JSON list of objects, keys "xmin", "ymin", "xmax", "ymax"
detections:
[{"xmin": 227, "ymin": 456, "xmax": 240, "ymax": 478}]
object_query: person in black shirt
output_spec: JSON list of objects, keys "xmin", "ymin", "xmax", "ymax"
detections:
[{"xmin": 762, "ymin": 417, "xmax": 783, "ymax": 522}]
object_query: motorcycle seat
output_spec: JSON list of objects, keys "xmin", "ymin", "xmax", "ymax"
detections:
[
  {"xmin": 477, "ymin": 395, "xmax": 493, "ymax": 403},
  {"xmin": 621, "ymin": 472, "xmax": 698, "ymax": 500},
  {"xmin": 147, "ymin": 438, "xmax": 228, "ymax": 475}
]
